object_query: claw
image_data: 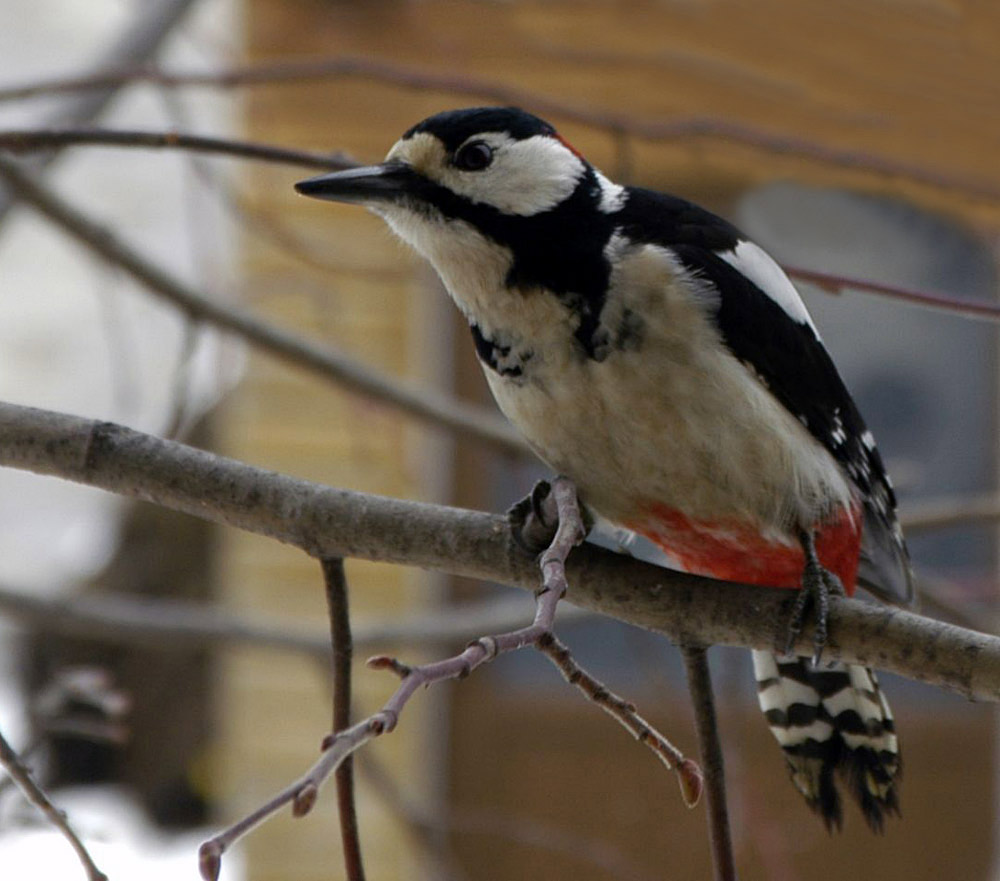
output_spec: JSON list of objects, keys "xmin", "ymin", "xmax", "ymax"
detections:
[
  {"xmin": 507, "ymin": 479, "xmax": 557, "ymax": 554},
  {"xmin": 784, "ymin": 529, "xmax": 843, "ymax": 666}
]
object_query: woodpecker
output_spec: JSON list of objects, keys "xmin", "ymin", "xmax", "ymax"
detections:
[{"xmin": 295, "ymin": 106, "xmax": 914, "ymax": 831}]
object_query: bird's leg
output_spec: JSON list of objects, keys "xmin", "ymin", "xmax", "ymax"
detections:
[{"xmin": 784, "ymin": 528, "xmax": 845, "ymax": 665}]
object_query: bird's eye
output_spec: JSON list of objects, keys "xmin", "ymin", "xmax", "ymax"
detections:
[{"xmin": 454, "ymin": 141, "xmax": 494, "ymax": 171}]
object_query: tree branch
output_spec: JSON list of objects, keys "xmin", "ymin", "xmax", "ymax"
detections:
[
  {"xmin": 321, "ymin": 558, "xmax": 365, "ymax": 881},
  {"xmin": 0, "ymin": 579, "xmax": 592, "ymax": 658},
  {"xmin": 0, "ymin": 128, "xmax": 355, "ymax": 171},
  {"xmin": 1, "ymin": 400, "xmax": 999, "ymax": 701},
  {"xmin": 0, "ymin": 729, "xmax": 108, "ymax": 881},
  {"xmin": 681, "ymin": 647, "xmax": 735, "ymax": 881},
  {"xmin": 198, "ymin": 477, "xmax": 693, "ymax": 880}
]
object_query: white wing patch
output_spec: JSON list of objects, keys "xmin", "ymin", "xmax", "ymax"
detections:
[
  {"xmin": 718, "ymin": 240, "xmax": 818, "ymax": 333},
  {"xmin": 594, "ymin": 171, "xmax": 628, "ymax": 213}
]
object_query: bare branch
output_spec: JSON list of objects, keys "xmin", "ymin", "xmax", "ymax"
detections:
[
  {"xmin": 0, "ymin": 0, "xmax": 200, "ymax": 227},
  {"xmin": 0, "ymin": 56, "xmax": 997, "ymax": 203},
  {"xmin": 0, "ymin": 153, "xmax": 526, "ymax": 457},
  {"xmin": 0, "ymin": 729, "xmax": 108, "ymax": 881},
  {"xmin": 0, "ymin": 128, "xmax": 354, "ymax": 171},
  {"xmin": 787, "ymin": 265, "xmax": 1000, "ymax": 325},
  {"xmin": 199, "ymin": 477, "xmax": 692, "ymax": 879},
  {"xmin": 681, "ymin": 647, "xmax": 735, "ymax": 881},
  {"xmin": 1, "ymin": 400, "xmax": 1000, "ymax": 700},
  {"xmin": 901, "ymin": 493, "xmax": 1000, "ymax": 533},
  {"xmin": 321, "ymin": 558, "xmax": 365, "ymax": 881},
  {"xmin": 0, "ymin": 579, "xmax": 592, "ymax": 658}
]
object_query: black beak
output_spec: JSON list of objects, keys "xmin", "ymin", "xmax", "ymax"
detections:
[{"xmin": 294, "ymin": 162, "xmax": 418, "ymax": 205}]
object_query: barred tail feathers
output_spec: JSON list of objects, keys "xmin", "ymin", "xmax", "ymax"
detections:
[{"xmin": 752, "ymin": 651, "xmax": 900, "ymax": 831}]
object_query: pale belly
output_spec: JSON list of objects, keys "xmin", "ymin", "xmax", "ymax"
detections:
[{"xmin": 485, "ymin": 337, "xmax": 857, "ymax": 585}]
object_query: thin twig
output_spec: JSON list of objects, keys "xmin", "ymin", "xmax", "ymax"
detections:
[
  {"xmin": 0, "ymin": 152, "xmax": 526, "ymax": 457},
  {"xmin": 3, "ymin": 401, "xmax": 1000, "ymax": 700},
  {"xmin": 786, "ymin": 265, "xmax": 1000, "ymax": 324},
  {"xmin": 321, "ymin": 557, "xmax": 365, "ymax": 881},
  {"xmin": 0, "ymin": 56, "xmax": 997, "ymax": 203},
  {"xmin": 0, "ymin": 729, "xmax": 108, "ymax": 881},
  {"xmin": 0, "ymin": 128, "xmax": 354, "ymax": 170},
  {"xmin": 198, "ymin": 477, "xmax": 693, "ymax": 879},
  {"xmin": 537, "ymin": 633, "xmax": 703, "ymax": 806},
  {"xmin": 681, "ymin": 646, "xmax": 735, "ymax": 881}
]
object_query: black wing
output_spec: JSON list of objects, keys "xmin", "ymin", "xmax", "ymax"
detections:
[{"xmin": 617, "ymin": 188, "xmax": 913, "ymax": 605}]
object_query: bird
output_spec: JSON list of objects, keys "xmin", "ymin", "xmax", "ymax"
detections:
[{"xmin": 294, "ymin": 106, "xmax": 914, "ymax": 831}]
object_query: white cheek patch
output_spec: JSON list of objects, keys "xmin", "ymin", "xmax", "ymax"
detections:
[
  {"xmin": 718, "ymin": 240, "xmax": 818, "ymax": 333},
  {"xmin": 437, "ymin": 133, "xmax": 586, "ymax": 216}
]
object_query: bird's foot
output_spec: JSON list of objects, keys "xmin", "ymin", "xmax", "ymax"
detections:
[
  {"xmin": 783, "ymin": 530, "xmax": 845, "ymax": 666},
  {"xmin": 507, "ymin": 479, "xmax": 558, "ymax": 555}
]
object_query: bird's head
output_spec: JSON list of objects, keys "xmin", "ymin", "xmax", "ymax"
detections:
[{"xmin": 295, "ymin": 108, "xmax": 623, "ymax": 283}]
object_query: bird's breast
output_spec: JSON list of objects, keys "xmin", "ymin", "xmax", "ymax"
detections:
[{"xmin": 477, "ymin": 245, "xmax": 854, "ymax": 543}]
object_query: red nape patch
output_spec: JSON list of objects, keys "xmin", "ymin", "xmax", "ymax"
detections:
[
  {"xmin": 626, "ymin": 504, "xmax": 862, "ymax": 594},
  {"xmin": 554, "ymin": 133, "xmax": 585, "ymax": 160}
]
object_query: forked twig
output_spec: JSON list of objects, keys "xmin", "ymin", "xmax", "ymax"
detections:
[
  {"xmin": 539, "ymin": 634, "xmax": 703, "ymax": 807},
  {"xmin": 198, "ymin": 477, "xmax": 697, "ymax": 879},
  {"xmin": 0, "ymin": 729, "xmax": 108, "ymax": 881}
]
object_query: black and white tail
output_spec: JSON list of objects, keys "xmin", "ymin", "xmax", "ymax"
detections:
[{"xmin": 752, "ymin": 651, "xmax": 900, "ymax": 831}]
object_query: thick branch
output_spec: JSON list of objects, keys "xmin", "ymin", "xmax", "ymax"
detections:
[{"xmin": 1, "ymin": 400, "xmax": 999, "ymax": 701}]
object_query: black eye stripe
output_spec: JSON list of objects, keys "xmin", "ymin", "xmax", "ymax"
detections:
[{"xmin": 453, "ymin": 140, "xmax": 494, "ymax": 171}]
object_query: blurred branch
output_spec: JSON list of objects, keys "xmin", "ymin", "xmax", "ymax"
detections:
[
  {"xmin": 2, "ymin": 400, "xmax": 1000, "ymax": 702},
  {"xmin": 681, "ymin": 647, "xmax": 735, "ymax": 881},
  {"xmin": 321, "ymin": 558, "xmax": 366, "ymax": 881},
  {"xmin": 0, "ymin": 0, "xmax": 200, "ymax": 228},
  {"xmin": 1, "ymin": 56, "xmax": 998, "ymax": 203},
  {"xmin": 787, "ymin": 265, "xmax": 1000, "ymax": 324},
  {"xmin": 0, "ymin": 729, "xmax": 108, "ymax": 881},
  {"xmin": 2, "ymin": 130, "xmax": 997, "ymax": 327},
  {"xmin": 0, "ymin": 580, "xmax": 590, "ymax": 657},
  {"xmin": 0, "ymin": 152, "xmax": 527, "ymax": 457},
  {"xmin": 901, "ymin": 494, "xmax": 1000, "ymax": 533},
  {"xmin": 0, "ymin": 128, "xmax": 354, "ymax": 170}
]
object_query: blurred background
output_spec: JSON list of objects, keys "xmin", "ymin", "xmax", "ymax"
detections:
[{"xmin": 0, "ymin": 1, "xmax": 998, "ymax": 879}]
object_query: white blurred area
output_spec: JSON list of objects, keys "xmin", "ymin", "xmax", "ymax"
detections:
[
  {"xmin": 0, "ymin": 2, "xmax": 244, "ymax": 876},
  {"xmin": 0, "ymin": 0, "xmax": 243, "ymax": 590}
]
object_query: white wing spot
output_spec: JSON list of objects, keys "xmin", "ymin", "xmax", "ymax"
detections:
[
  {"xmin": 594, "ymin": 171, "xmax": 628, "ymax": 213},
  {"xmin": 718, "ymin": 240, "xmax": 818, "ymax": 332}
]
